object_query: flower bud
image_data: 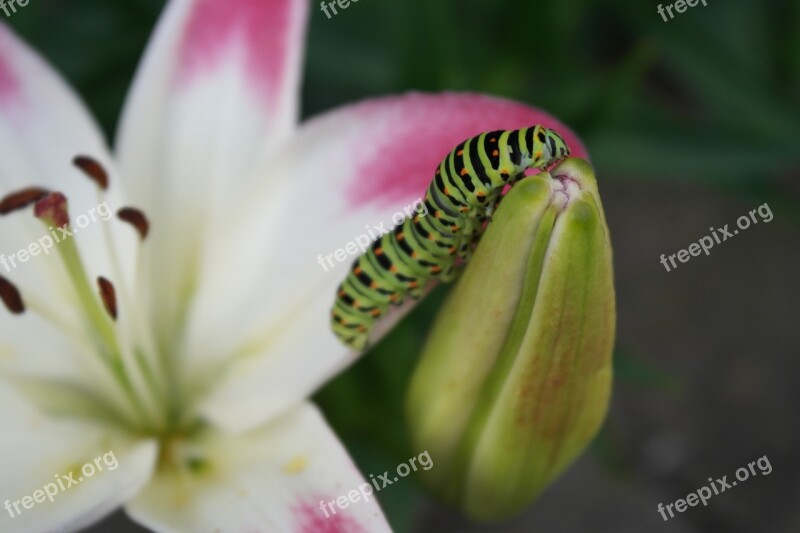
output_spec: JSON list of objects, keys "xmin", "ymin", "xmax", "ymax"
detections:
[{"xmin": 406, "ymin": 158, "xmax": 615, "ymax": 521}]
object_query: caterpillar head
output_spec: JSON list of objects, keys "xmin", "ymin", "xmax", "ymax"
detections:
[{"xmin": 531, "ymin": 126, "xmax": 570, "ymax": 169}]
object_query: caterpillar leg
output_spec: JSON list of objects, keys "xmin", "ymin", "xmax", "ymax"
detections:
[
  {"xmin": 331, "ymin": 310, "xmax": 371, "ymax": 351},
  {"xmin": 332, "ymin": 327, "xmax": 369, "ymax": 351},
  {"xmin": 407, "ymin": 283, "xmax": 425, "ymax": 299},
  {"xmin": 458, "ymin": 243, "xmax": 475, "ymax": 263},
  {"xmin": 437, "ymin": 259, "xmax": 460, "ymax": 283},
  {"xmin": 484, "ymin": 199, "xmax": 503, "ymax": 222}
]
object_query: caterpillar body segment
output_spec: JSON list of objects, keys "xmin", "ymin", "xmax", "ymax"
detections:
[{"xmin": 331, "ymin": 125, "xmax": 570, "ymax": 350}]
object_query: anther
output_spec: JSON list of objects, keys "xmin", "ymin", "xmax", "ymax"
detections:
[
  {"xmin": 0, "ymin": 187, "xmax": 49, "ymax": 215},
  {"xmin": 97, "ymin": 276, "xmax": 118, "ymax": 320},
  {"xmin": 117, "ymin": 208, "xmax": 150, "ymax": 240},
  {"xmin": 0, "ymin": 275, "xmax": 24, "ymax": 314},
  {"xmin": 73, "ymin": 156, "xmax": 109, "ymax": 190},
  {"xmin": 34, "ymin": 192, "xmax": 70, "ymax": 228}
]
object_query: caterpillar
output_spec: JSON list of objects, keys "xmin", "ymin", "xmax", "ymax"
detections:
[{"xmin": 331, "ymin": 126, "xmax": 570, "ymax": 350}]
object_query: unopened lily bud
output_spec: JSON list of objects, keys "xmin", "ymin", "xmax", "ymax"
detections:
[{"xmin": 406, "ymin": 158, "xmax": 615, "ymax": 521}]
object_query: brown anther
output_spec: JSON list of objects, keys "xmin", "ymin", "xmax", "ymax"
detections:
[
  {"xmin": 117, "ymin": 207, "xmax": 150, "ymax": 239},
  {"xmin": 0, "ymin": 187, "xmax": 49, "ymax": 215},
  {"xmin": 73, "ymin": 156, "xmax": 109, "ymax": 190},
  {"xmin": 0, "ymin": 276, "xmax": 24, "ymax": 314},
  {"xmin": 97, "ymin": 276, "xmax": 118, "ymax": 320},
  {"xmin": 34, "ymin": 192, "xmax": 69, "ymax": 228}
]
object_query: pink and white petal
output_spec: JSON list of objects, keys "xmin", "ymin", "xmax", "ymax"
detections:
[
  {"xmin": 189, "ymin": 92, "xmax": 587, "ymax": 431},
  {"xmin": 114, "ymin": 0, "xmax": 308, "ymax": 344},
  {"xmin": 0, "ymin": 26, "xmax": 114, "ymax": 196},
  {"xmin": 126, "ymin": 403, "xmax": 390, "ymax": 533},
  {"xmin": 0, "ymin": 384, "xmax": 158, "ymax": 533}
]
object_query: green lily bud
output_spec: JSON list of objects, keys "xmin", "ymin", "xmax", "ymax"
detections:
[{"xmin": 406, "ymin": 158, "xmax": 615, "ymax": 522}]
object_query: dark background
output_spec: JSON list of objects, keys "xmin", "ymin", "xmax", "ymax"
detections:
[{"xmin": 8, "ymin": 0, "xmax": 799, "ymax": 531}]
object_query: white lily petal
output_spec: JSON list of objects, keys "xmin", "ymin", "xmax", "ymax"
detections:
[
  {"xmin": 114, "ymin": 0, "xmax": 308, "ymax": 347},
  {"xmin": 126, "ymin": 403, "xmax": 390, "ymax": 533},
  {"xmin": 0, "ymin": 384, "xmax": 158, "ymax": 533},
  {"xmin": 0, "ymin": 309, "xmax": 98, "ymax": 387},
  {"xmin": 194, "ymin": 93, "xmax": 587, "ymax": 431}
]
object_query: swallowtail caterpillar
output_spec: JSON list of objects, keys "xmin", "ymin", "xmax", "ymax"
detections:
[{"xmin": 332, "ymin": 126, "xmax": 570, "ymax": 350}]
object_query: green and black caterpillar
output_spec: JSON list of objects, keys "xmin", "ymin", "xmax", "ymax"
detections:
[{"xmin": 331, "ymin": 126, "xmax": 571, "ymax": 350}]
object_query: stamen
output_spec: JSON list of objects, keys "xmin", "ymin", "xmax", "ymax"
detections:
[
  {"xmin": 32, "ymin": 192, "xmax": 118, "ymax": 351},
  {"xmin": 0, "ymin": 275, "xmax": 24, "ymax": 314},
  {"xmin": 97, "ymin": 277, "xmax": 118, "ymax": 320},
  {"xmin": 34, "ymin": 192, "xmax": 70, "ymax": 228},
  {"xmin": 0, "ymin": 187, "xmax": 49, "ymax": 215},
  {"xmin": 118, "ymin": 208, "xmax": 150, "ymax": 239},
  {"xmin": 73, "ymin": 156, "xmax": 109, "ymax": 190},
  {"xmin": 12, "ymin": 171, "xmax": 166, "ymax": 432}
]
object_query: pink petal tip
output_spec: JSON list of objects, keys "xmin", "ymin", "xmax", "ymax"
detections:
[{"xmin": 349, "ymin": 93, "xmax": 588, "ymax": 209}]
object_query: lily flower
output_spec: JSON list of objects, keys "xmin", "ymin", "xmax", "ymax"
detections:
[{"xmin": 0, "ymin": 0, "xmax": 586, "ymax": 531}]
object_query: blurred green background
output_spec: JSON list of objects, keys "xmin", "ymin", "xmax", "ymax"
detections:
[{"xmin": 9, "ymin": 0, "xmax": 799, "ymax": 531}]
